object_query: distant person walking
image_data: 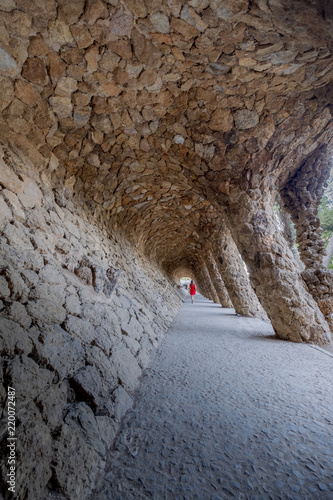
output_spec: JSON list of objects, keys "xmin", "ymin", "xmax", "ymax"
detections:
[{"xmin": 189, "ymin": 280, "xmax": 196, "ymax": 304}]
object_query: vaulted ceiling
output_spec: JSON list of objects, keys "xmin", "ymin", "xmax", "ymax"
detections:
[{"xmin": 1, "ymin": 0, "xmax": 332, "ymax": 273}]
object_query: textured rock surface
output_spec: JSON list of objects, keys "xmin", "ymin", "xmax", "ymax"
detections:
[
  {"xmin": 227, "ymin": 187, "xmax": 331, "ymax": 343},
  {"xmin": 0, "ymin": 0, "xmax": 333, "ymax": 497},
  {"xmin": 0, "ymin": 0, "xmax": 331, "ymax": 274},
  {"xmin": 280, "ymin": 146, "xmax": 333, "ymax": 332},
  {"xmin": 213, "ymin": 223, "xmax": 268, "ymax": 320},
  {"xmin": 0, "ymin": 151, "xmax": 184, "ymax": 498},
  {"xmin": 205, "ymin": 248, "xmax": 233, "ymax": 308}
]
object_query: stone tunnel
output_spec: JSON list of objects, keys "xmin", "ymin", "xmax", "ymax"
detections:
[{"xmin": 0, "ymin": 0, "xmax": 333, "ymax": 497}]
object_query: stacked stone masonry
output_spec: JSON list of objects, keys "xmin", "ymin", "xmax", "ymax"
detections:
[
  {"xmin": 205, "ymin": 248, "xmax": 233, "ymax": 308},
  {"xmin": 0, "ymin": 0, "xmax": 333, "ymax": 498},
  {"xmin": 0, "ymin": 149, "xmax": 184, "ymax": 498}
]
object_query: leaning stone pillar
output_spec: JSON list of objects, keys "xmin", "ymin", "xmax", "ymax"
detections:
[
  {"xmin": 227, "ymin": 185, "xmax": 331, "ymax": 344},
  {"xmin": 205, "ymin": 249, "xmax": 233, "ymax": 308},
  {"xmin": 192, "ymin": 272, "xmax": 205, "ymax": 297},
  {"xmin": 201, "ymin": 263, "xmax": 220, "ymax": 303},
  {"xmin": 193, "ymin": 266, "xmax": 211, "ymax": 299},
  {"xmin": 280, "ymin": 146, "xmax": 333, "ymax": 332},
  {"xmin": 196, "ymin": 261, "xmax": 219, "ymax": 303},
  {"xmin": 212, "ymin": 225, "xmax": 267, "ymax": 319}
]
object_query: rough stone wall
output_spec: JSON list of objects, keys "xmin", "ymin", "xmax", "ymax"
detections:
[{"xmin": 0, "ymin": 148, "xmax": 183, "ymax": 499}]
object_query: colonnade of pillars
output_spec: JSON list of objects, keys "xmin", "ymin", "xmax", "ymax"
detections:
[{"xmin": 186, "ymin": 154, "xmax": 333, "ymax": 346}]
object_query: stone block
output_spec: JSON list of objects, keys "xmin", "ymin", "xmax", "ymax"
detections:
[
  {"xmin": 48, "ymin": 19, "xmax": 74, "ymax": 48},
  {"xmin": 110, "ymin": 343, "xmax": 141, "ymax": 391},
  {"xmin": 181, "ymin": 4, "xmax": 207, "ymax": 31},
  {"xmin": 18, "ymin": 178, "xmax": 43, "ymax": 209},
  {"xmin": 3, "ymin": 269, "xmax": 29, "ymax": 301},
  {"xmin": 65, "ymin": 294, "xmax": 81, "ymax": 316},
  {"xmin": 29, "ymin": 282, "xmax": 67, "ymax": 305},
  {"xmin": 27, "ymin": 298, "xmax": 67, "ymax": 324},
  {"xmin": 209, "ymin": 108, "xmax": 234, "ymax": 132},
  {"xmin": 9, "ymin": 355, "xmax": 54, "ymax": 401},
  {"xmin": 0, "ymin": 0, "xmax": 16, "ymax": 12},
  {"xmin": 0, "ymin": 317, "xmax": 33, "ymax": 355},
  {"xmin": 150, "ymin": 12, "xmax": 170, "ymax": 33},
  {"xmin": 22, "ymin": 57, "xmax": 48, "ymax": 86},
  {"xmin": 49, "ymin": 96, "xmax": 73, "ymax": 119},
  {"xmin": 63, "ymin": 315, "xmax": 97, "ymax": 343},
  {"xmin": 96, "ymin": 415, "xmax": 118, "ymax": 447},
  {"xmin": 23, "ymin": 248, "xmax": 45, "ymax": 272},
  {"xmin": 113, "ymin": 385, "xmax": 133, "ymax": 422},
  {"xmin": 65, "ymin": 402, "xmax": 106, "ymax": 455},
  {"xmin": 0, "ymin": 75, "xmax": 14, "ymax": 111},
  {"xmin": 39, "ymin": 264, "xmax": 67, "ymax": 285},
  {"xmin": 90, "ymin": 325, "xmax": 119, "ymax": 356},
  {"xmin": 55, "ymin": 76, "xmax": 78, "ymax": 96},
  {"xmin": 53, "ymin": 423, "xmax": 103, "ymax": 499},
  {"xmin": 20, "ymin": 269, "xmax": 39, "ymax": 287},
  {"xmin": 0, "ymin": 45, "xmax": 19, "ymax": 76},
  {"xmin": 70, "ymin": 365, "xmax": 102, "ymax": 406},
  {"xmin": 3, "ymin": 221, "xmax": 34, "ymax": 251},
  {"xmin": 57, "ymin": 0, "xmax": 85, "ymax": 24},
  {"xmin": 123, "ymin": 335, "xmax": 141, "ymax": 356},
  {"xmin": 5, "ymin": 301, "xmax": 32, "ymax": 328},
  {"xmin": 234, "ymin": 109, "xmax": 259, "ymax": 130},
  {"xmin": 131, "ymin": 28, "xmax": 161, "ymax": 68},
  {"xmin": 110, "ymin": 9, "xmax": 133, "ymax": 36},
  {"xmin": 70, "ymin": 24, "xmax": 93, "ymax": 49},
  {"xmin": 85, "ymin": 345, "xmax": 118, "ymax": 393},
  {"xmin": 35, "ymin": 380, "xmax": 68, "ymax": 429},
  {"xmin": 319, "ymin": 297, "xmax": 333, "ymax": 316},
  {"xmin": 1, "ymin": 189, "xmax": 26, "ymax": 220},
  {"xmin": 137, "ymin": 335, "xmax": 153, "ymax": 368},
  {"xmin": 84, "ymin": 0, "xmax": 108, "ymax": 25},
  {"xmin": 126, "ymin": 314, "xmax": 144, "ymax": 340},
  {"xmin": 0, "ymin": 153, "xmax": 24, "ymax": 192},
  {"xmin": 0, "ymin": 276, "xmax": 10, "ymax": 299},
  {"xmin": 26, "ymin": 208, "xmax": 48, "ymax": 230},
  {"xmin": 38, "ymin": 324, "xmax": 85, "ymax": 379},
  {"xmin": 48, "ymin": 51, "xmax": 67, "ymax": 81},
  {"xmin": 81, "ymin": 302, "xmax": 122, "ymax": 339}
]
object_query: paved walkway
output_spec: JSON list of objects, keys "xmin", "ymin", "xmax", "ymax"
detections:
[{"xmin": 94, "ymin": 294, "xmax": 333, "ymax": 500}]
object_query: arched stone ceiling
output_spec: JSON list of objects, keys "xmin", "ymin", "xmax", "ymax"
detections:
[{"xmin": 0, "ymin": 0, "xmax": 332, "ymax": 275}]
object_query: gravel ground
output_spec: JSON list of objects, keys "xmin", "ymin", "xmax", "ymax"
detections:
[{"xmin": 93, "ymin": 294, "xmax": 333, "ymax": 500}]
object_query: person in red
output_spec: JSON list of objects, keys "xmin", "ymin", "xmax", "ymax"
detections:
[{"xmin": 189, "ymin": 279, "xmax": 196, "ymax": 304}]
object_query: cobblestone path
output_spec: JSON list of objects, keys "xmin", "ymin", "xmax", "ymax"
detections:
[{"xmin": 93, "ymin": 295, "xmax": 333, "ymax": 500}]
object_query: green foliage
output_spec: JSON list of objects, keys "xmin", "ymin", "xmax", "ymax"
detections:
[
  {"xmin": 324, "ymin": 166, "xmax": 333, "ymax": 204},
  {"xmin": 318, "ymin": 196, "xmax": 333, "ymax": 240}
]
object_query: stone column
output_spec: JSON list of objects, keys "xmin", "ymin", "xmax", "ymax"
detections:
[
  {"xmin": 212, "ymin": 225, "xmax": 267, "ymax": 320},
  {"xmin": 193, "ymin": 266, "xmax": 210, "ymax": 299},
  {"xmin": 227, "ymin": 185, "xmax": 331, "ymax": 344},
  {"xmin": 196, "ymin": 260, "xmax": 219, "ymax": 303},
  {"xmin": 280, "ymin": 146, "xmax": 333, "ymax": 332},
  {"xmin": 205, "ymin": 248, "xmax": 233, "ymax": 308}
]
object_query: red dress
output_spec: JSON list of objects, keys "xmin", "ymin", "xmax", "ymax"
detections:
[{"xmin": 189, "ymin": 283, "xmax": 196, "ymax": 295}]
